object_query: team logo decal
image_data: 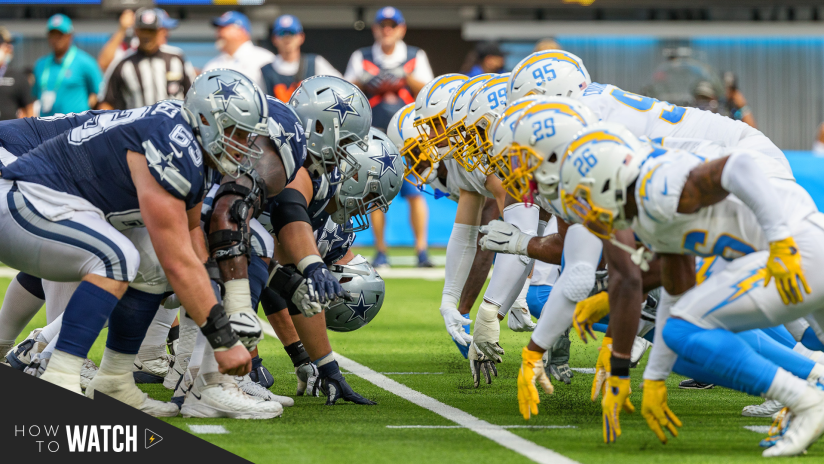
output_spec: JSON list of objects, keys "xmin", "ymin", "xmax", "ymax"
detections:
[
  {"xmin": 344, "ymin": 292, "xmax": 375, "ymax": 322},
  {"xmin": 370, "ymin": 144, "xmax": 398, "ymax": 176},
  {"xmin": 324, "ymin": 91, "xmax": 360, "ymax": 124},
  {"xmin": 211, "ymin": 79, "xmax": 244, "ymax": 111}
]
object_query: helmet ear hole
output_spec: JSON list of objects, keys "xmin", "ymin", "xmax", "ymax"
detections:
[
  {"xmin": 601, "ymin": 179, "xmax": 610, "ymax": 193},
  {"xmin": 315, "ymin": 120, "xmax": 324, "ymax": 134},
  {"xmin": 339, "ymin": 276, "xmax": 353, "ymax": 284},
  {"xmin": 548, "ymin": 152, "xmax": 557, "ymax": 163},
  {"xmin": 200, "ymin": 114, "xmax": 210, "ymax": 126}
]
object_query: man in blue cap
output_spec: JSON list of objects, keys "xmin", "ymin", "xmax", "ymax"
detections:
[
  {"xmin": 33, "ymin": 14, "xmax": 102, "ymax": 116},
  {"xmin": 204, "ymin": 11, "xmax": 274, "ymax": 90},
  {"xmin": 344, "ymin": 7, "xmax": 434, "ymax": 268},
  {"xmin": 261, "ymin": 14, "xmax": 341, "ymax": 103}
]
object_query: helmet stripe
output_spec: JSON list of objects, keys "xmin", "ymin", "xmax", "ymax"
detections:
[
  {"xmin": 565, "ymin": 130, "xmax": 633, "ymax": 161},
  {"xmin": 512, "ymin": 51, "xmax": 585, "ymax": 82},
  {"xmin": 523, "ymin": 102, "xmax": 588, "ymax": 124}
]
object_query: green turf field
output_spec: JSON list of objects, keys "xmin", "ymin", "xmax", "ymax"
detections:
[{"xmin": 2, "ymin": 274, "xmax": 818, "ymax": 464}]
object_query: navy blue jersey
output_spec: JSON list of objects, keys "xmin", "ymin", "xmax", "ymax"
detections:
[
  {"xmin": 0, "ymin": 111, "xmax": 102, "ymax": 158},
  {"xmin": 315, "ymin": 216, "xmax": 355, "ymax": 265},
  {"xmin": 265, "ymin": 96, "xmax": 306, "ymax": 186},
  {"xmin": 0, "ymin": 101, "xmax": 205, "ymax": 226},
  {"xmin": 308, "ymin": 168, "xmax": 340, "ymax": 230}
]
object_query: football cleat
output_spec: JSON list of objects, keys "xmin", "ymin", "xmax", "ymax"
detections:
[
  {"xmin": 80, "ymin": 358, "xmax": 98, "ymax": 390},
  {"xmin": 235, "ymin": 374, "xmax": 294, "ymax": 406},
  {"xmin": 171, "ymin": 367, "xmax": 194, "ymax": 409},
  {"xmin": 630, "ymin": 337, "xmax": 652, "ymax": 368},
  {"xmin": 249, "ymin": 356, "xmax": 274, "ymax": 389},
  {"xmin": 763, "ymin": 387, "xmax": 824, "ymax": 457},
  {"xmin": 181, "ymin": 372, "xmax": 283, "ymax": 419},
  {"xmin": 760, "ymin": 407, "xmax": 792, "ymax": 449},
  {"xmin": 743, "ymin": 399, "xmax": 785, "ymax": 418},
  {"xmin": 133, "ymin": 345, "xmax": 173, "ymax": 383},
  {"xmin": 5, "ymin": 329, "xmax": 46, "ymax": 371},
  {"xmin": 678, "ymin": 379, "xmax": 715, "ymax": 390},
  {"xmin": 163, "ymin": 354, "xmax": 187, "ymax": 390},
  {"xmin": 86, "ymin": 371, "xmax": 178, "ymax": 417}
]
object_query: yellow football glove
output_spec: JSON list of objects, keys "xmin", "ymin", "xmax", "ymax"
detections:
[
  {"xmin": 517, "ymin": 347, "xmax": 554, "ymax": 420},
  {"xmin": 766, "ymin": 237, "xmax": 811, "ymax": 305},
  {"xmin": 591, "ymin": 336, "xmax": 612, "ymax": 401},
  {"xmin": 641, "ymin": 380, "xmax": 682, "ymax": 444},
  {"xmin": 602, "ymin": 376, "xmax": 635, "ymax": 444},
  {"xmin": 573, "ymin": 292, "xmax": 610, "ymax": 343}
]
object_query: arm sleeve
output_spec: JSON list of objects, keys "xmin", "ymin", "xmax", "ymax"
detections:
[
  {"xmin": 343, "ymin": 50, "xmax": 363, "ymax": 83},
  {"xmin": 411, "ymin": 49, "xmax": 435, "ymax": 83},
  {"xmin": 440, "ymin": 223, "xmax": 479, "ymax": 310},
  {"xmin": 643, "ymin": 288, "xmax": 680, "ymax": 381},
  {"xmin": 720, "ymin": 150, "xmax": 791, "ymax": 242},
  {"xmin": 314, "ymin": 56, "xmax": 342, "ymax": 78}
]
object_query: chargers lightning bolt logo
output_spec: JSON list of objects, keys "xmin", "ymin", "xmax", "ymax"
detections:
[
  {"xmin": 702, "ymin": 266, "xmax": 766, "ymax": 317},
  {"xmin": 324, "ymin": 91, "xmax": 360, "ymax": 124}
]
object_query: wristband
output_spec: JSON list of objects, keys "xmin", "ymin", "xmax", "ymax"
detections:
[
  {"xmin": 297, "ymin": 255, "xmax": 324, "ymax": 274},
  {"xmin": 611, "ymin": 355, "xmax": 631, "ymax": 377},
  {"xmin": 200, "ymin": 304, "xmax": 241, "ymax": 352},
  {"xmin": 284, "ymin": 341, "xmax": 311, "ymax": 367}
]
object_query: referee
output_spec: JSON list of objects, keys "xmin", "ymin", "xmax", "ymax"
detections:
[{"xmin": 99, "ymin": 8, "xmax": 195, "ymax": 110}]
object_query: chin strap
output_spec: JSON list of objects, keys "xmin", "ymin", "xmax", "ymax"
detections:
[{"xmin": 608, "ymin": 237, "xmax": 653, "ymax": 272}]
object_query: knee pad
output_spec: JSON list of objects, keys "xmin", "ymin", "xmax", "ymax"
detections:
[
  {"xmin": 561, "ymin": 263, "xmax": 596, "ymax": 302},
  {"xmin": 124, "ymin": 228, "xmax": 168, "ymax": 295}
]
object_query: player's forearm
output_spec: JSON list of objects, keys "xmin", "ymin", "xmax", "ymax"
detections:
[
  {"xmin": 604, "ymin": 231, "xmax": 645, "ymax": 358},
  {"xmin": 162, "ymin": 249, "xmax": 218, "ymax": 326},
  {"xmin": 526, "ymin": 234, "xmax": 563, "ymax": 264},
  {"xmin": 457, "ymin": 243, "xmax": 494, "ymax": 315},
  {"xmin": 277, "ymin": 221, "xmax": 321, "ymax": 265},
  {"xmin": 643, "ymin": 289, "xmax": 680, "ymax": 381}
]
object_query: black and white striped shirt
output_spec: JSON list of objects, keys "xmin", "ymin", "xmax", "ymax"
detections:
[{"xmin": 101, "ymin": 44, "xmax": 196, "ymax": 110}]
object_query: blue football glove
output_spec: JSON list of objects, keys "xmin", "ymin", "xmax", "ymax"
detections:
[
  {"xmin": 317, "ymin": 360, "xmax": 376, "ymax": 405},
  {"xmin": 302, "ymin": 262, "xmax": 346, "ymax": 304}
]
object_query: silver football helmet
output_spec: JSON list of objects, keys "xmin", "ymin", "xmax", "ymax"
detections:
[
  {"xmin": 326, "ymin": 255, "xmax": 385, "ymax": 332},
  {"xmin": 183, "ymin": 68, "xmax": 269, "ymax": 178},
  {"xmin": 290, "ymin": 75, "xmax": 372, "ymax": 185},
  {"xmin": 332, "ymin": 128, "xmax": 404, "ymax": 232}
]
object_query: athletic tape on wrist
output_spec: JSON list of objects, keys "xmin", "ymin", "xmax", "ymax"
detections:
[{"xmin": 297, "ymin": 255, "xmax": 324, "ymax": 274}]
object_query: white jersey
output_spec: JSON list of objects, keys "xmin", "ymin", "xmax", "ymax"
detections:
[
  {"xmin": 536, "ymin": 194, "xmax": 576, "ymax": 225},
  {"xmin": 429, "ymin": 171, "xmax": 460, "ymax": 203},
  {"xmin": 581, "ymin": 83, "xmax": 793, "ymax": 177},
  {"xmin": 632, "ymin": 147, "xmax": 816, "ymax": 260},
  {"xmin": 444, "ymin": 159, "xmax": 494, "ymax": 199},
  {"xmin": 531, "ymin": 216, "xmax": 560, "ymax": 287}
]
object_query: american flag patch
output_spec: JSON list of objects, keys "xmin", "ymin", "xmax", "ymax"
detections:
[{"xmin": 579, "ymin": 82, "xmax": 588, "ymax": 90}]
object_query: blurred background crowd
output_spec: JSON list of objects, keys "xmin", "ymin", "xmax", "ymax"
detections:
[{"xmin": 1, "ymin": 1, "xmax": 823, "ymax": 259}]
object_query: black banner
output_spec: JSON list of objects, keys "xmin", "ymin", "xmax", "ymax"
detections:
[{"xmin": 0, "ymin": 365, "xmax": 250, "ymax": 463}]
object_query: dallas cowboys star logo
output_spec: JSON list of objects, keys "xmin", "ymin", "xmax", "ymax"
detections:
[
  {"xmin": 317, "ymin": 224, "xmax": 345, "ymax": 253},
  {"xmin": 324, "ymin": 91, "xmax": 360, "ymax": 124},
  {"xmin": 211, "ymin": 79, "xmax": 243, "ymax": 110},
  {"xmin": 344, "ymin": 291, "xmax": 375, "ymax": 323},
  {"xmin": 369, "ymin": 143, "xmax": 398, "ymax": 176},
  {"xmin": 148, "ymin": 150, "xmax": 180, "ymax": 182},
  {"xmin": 269, "ymin": 120, "xmax": 294, "ymax": 150}
]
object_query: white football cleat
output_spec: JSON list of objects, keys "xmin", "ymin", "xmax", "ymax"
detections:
[
  {"xmin": 630, "ymin": 337, "xmax": 652, "ymax": 366},
  {"xmin": 133, "ymin": 345, "xmax": 173, "ymax": 383},
  {"xmin": 763, "ymin": 387, "xmax": 824, "ymax": 457},
  {"xmin": 39, "ymin": 350, "xmax": 84, "ymax": 395},
  {"xmin": 163, "ymin": 354, "xmax": 188, "ymax": 390},
  {"xmin": 743, "ymin": 399, "xmax": 784, "ymax": 418},
  {"xmin": 80, "ymin": 358, "xmax": 98, "ymax": 391},
  {"xmin": 86, "ymin": 370, "xmax": 178, "ymax": 417},
  {"xmin": 5, "ymin": 329, "xmax": 46, "ymax": 370},
  {"xmin": 235, "ymin": 374, "xmax": 294, "ymax": 407},
  {"xmin": 170, "ymin": 367, "xmax": 194, "ymax": 409},
  {"xmin": 181, "ymin": 372, "xmax": 283, "ymax": 419}
]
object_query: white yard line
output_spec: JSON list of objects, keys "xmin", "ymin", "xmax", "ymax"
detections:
[
  {"xmin": 570, "ymin": 368, "xmax": 595, "ymax": 374},
  {"xmin": 259, "ymin": 317, "xmax": 578, "ymax": 464},
  {"xmin": 188, "ymin": 425, "xmax": 229, "ymax": 434},
  {"xmin": 744, "ymin": 425, "xmax": 771, "ymax": 434},
  {"xmin": 387, "ymin": 425, "xmax": 577, "ymax": 429}
]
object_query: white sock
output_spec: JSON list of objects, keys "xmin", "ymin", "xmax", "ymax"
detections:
[
  {"xmin": 42, "ymin": 280, "xmax": 80, "ymax": 323},
  {"xmin": 36, "ymin": 313, "xmax": 64, "ymax": 344},
  {"xmin": 199, "ymin": 344, "xmax": 218, "ymax": 375},
  {"xmin": 140, "ymin": 305, "xmax": 177, "ymax": 347},
  {"xmin": 794, "ymin": 342, "xmax": 824, "ymax": 363},
  {"xmin": 766, "ymin": 368, "xmax": 809, "ymax": 409},
  {"xmin": 314, "ymin": 351, "xmax": 335, "ymax": 367},
  {"xmin": 0, "ymin": 277, "xmax": 44, "ymax": 344},
  {"xmin": 175, "ymin": 309, "xmax": 200, "ymax": 368},
  {"xmin": 808, "ymin": 363, "xmax": 824, "ymax": 381},
  {"xmin": 41, "ymin": 334, "xmax": 59, "ymax": 359},
  {"xmin": 98, "ymin": 347, "xmax": 135, "ymax": 376},
  {"xmin": 188, "ymin": 332, "xmax": 207, "ymax": 371}
]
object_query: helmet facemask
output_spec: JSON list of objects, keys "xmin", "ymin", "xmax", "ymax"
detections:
[
  {"xmin": 462, "ymin": 113, "xmax": 498, "ymax": 175},
  {"xmin": 333, "ymin": 174, "xmax": 390, "ymax": 233},
  {"xmin": 307, "ymin": 116, "xmax": 365, "ymax": 186}
]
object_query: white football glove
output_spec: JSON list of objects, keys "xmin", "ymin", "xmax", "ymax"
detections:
[
  {"xmin": 473, "ymin": 301, "xmax": 504, "ymax": 362},
  {"xmin": 507, "ymin": 301, "xmax": 536, "ymax": 332},
  {"xmin": 227, "ymin": 312, "xmax": 263, "ymax": 350},
  {"xmin": 296, "ymin": 362, "xmax": 320, "ymax": 396},
  {"xmin": 440, "ymin": 306, "xmax": 473, "ymax": 347},
  {"xmin": 479, "ymin": 220, "xmax": 533, "ymax": 256}
]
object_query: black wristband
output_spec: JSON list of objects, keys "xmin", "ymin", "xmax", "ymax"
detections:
[
  {"xmin": 611, "ymin": 356, "xmax": 631, "ymax": 377},
  {"xmin": 284, "ymin": 341, "xmax": 310, "ymax": 367},
  {"xmin": 200, "ymin": 304, "xmax": 240, "ymax": 351}
]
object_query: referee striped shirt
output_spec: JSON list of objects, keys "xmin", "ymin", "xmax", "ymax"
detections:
[{"xmin": 101, "ymin": 44, "xmax": 196, "ymax": 110}]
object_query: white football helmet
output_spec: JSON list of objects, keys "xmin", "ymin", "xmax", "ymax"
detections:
[
  {"xmin": 508, "ymin": 50, "xmax": 591, "ymax": 103},
  {"xmin": 442, "ymin": 74, "xmax": 495, "ymax": 168},
  {"xmin": 387, "ymin": 103, "xmax": 430, "ymax": 187},
  {"xmin": 412, "ymin": 74, "xmax": 468, "ymax": 176},
  {"xmin": 502, "ymin": 97, "xmax": 598, "ymax": 202},
  {"xmin": 461, "ymin": 73, "xmax": 510, "ymax": 174},
  {"xmin": 486, "ymin": 95, "xmax": 548, "ymax": 180},
  {"xmin": 559, "ymin": 122, "xmax": 651, "ymax": 239}
]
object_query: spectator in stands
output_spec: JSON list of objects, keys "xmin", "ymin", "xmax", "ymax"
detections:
[
  {"xmin": 203, "ymin": 11, "xmax": 274, "ymax": 90},
  {"xmin": 33, "ymin": 14, "xmax": 102, "ymax": 117},
  {"xmin": 0, "ymin": 27, "xmax": 33, "ymax": 119},
  {"xmin": 344, "ymin": 6, "xmax": 435, "ymax": 268},
  {"xmin": 261, "ymin": 14, "xmax": 341, "ymax": 102},
  {"xmin": 534, "ymin": 37, "xmax": 561, "ymax": 52},
  {"xmin": 466, "ymin": 42, "xmax": 505, "ymax": 77},
  {"xmin": 99, "ymin": 8, "xmax": 195, "ymax": 110},
  {"xmin": 724, "ymin": 71, "xmax": 756, "ymax": 128}
]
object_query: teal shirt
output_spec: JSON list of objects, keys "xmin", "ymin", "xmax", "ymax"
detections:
[{"xmin": 33, "ymin": 45, "xmax": 103, "ymax": 116}]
